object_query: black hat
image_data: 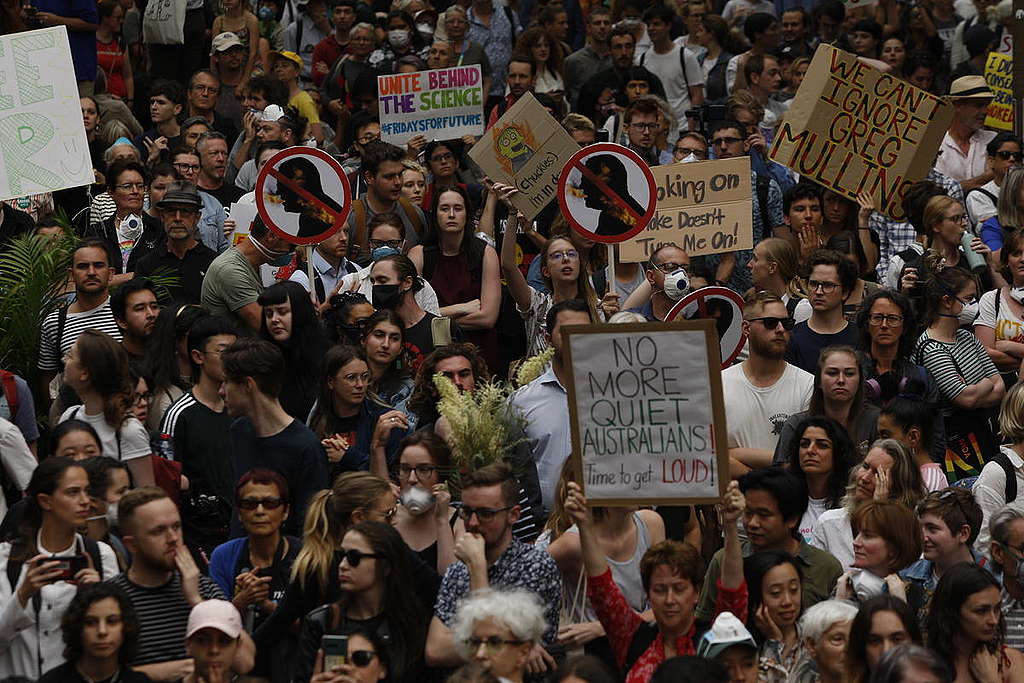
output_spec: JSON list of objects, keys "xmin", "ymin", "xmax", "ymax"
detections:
[{"xmin": 156, "ymin": 181, "xmax": 203, "ymax": 209}]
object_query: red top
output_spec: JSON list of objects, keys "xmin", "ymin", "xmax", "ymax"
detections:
[
  {"xmin": 97, "ymin": 38, "xmax": 127, "ymax": 98},
  {"xmin": 486, "ymin": 93, "xmax": 519, "ymax": 130},
  {"xmin": 312, "ymin": 34, "xmax": 346, "ymax": 87},
  {"xmin": 587, "ymin": 568, "xmax": 748, "ymax": 683}
]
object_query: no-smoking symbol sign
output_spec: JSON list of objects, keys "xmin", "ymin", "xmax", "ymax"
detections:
[
  {"xmin": 557, "ymin": 143, "xmax": 657, "ymax": 244},
  {"xmin": 255, "ymin": 146, "xmax": 353, "ymax": 245}
]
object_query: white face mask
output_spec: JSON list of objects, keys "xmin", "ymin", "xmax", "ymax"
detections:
[
  {"xmin": 849, "ymin": 568, "xmax": 887, "ymax": 601},
  {"xmin": 400, "ymin": 486, "xmax": 434, "ymax": 515},
  {"xmin": 1009, "ymin": 286, "xmax": 1024, "ymax": 305},
  {"xmin": 388, "ymin": 29, "xmax": 411, "ymax": 48},
  {"xmin": 958, "ymin": 299, "xmax": 979, "ymax": 325}
]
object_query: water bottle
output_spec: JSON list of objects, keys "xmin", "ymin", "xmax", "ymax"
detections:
[{"xmin": 961, "ymin": 230, "xmax": 987, "ymax": 274}]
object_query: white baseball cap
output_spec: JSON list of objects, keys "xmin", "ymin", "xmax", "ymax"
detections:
[
  {"xmin": 697, "ymin": 612, "xmax": 757, "ymax": 660},
  {"xmin": 186, "ymin": 600, "xmax": 242, "ymax": 640}
]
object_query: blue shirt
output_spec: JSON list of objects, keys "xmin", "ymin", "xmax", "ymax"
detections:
[
  {"xmin": 509, "ymin": 363, "xmax": 570, "ymax": 514},
  {"xmin": 468, "ymin": 4, "xmax": 521, "ymax": 96},
  {"xmin": 38, "ymin": 0, "xmax": 98, "ymax": 82}
]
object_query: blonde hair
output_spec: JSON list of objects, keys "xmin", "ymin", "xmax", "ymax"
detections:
[
  {"xmin": 922, "ymin": 195, "xmax": 960, "ymax": 243},
  {"xmin": 1000, "ymin": 381, "xmax": 1024, "ymax": 443},
  {"xmin": 290, "ymin": 472, "xmax": 392, "ymax": 592},
  {"xmin": 726, "ymin": 90, "xmax": 765, "ymax": 127},
  {"xmin": 402, "ymin": 159, "xmax": 426, "ymax": 176},
  {"xmin": 758, "ymin": 237, "xmax": 799, "ymax": 282}
]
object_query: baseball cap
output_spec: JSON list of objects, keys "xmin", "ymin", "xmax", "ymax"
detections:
[
  {"xmin": 259, "ymin": 104, "xmax": 291, "ymax": 122},
  {"xmin": 269, "ymin": 50, "xmax": 303, "ymax": 69},
  {"xmin": 696, "ymin": 612, "xmax": 758, "ymax": 660},
  {"xmin": 211, "ymin": 31, "xmax": 244, "ymax": 54},
  {"xmin": 186, "ymin": 600, "xmax": 242, "ymax": 640},
  {"xmin": 949, "ymin": 75, "xmax": 995, "ymax": 99}
]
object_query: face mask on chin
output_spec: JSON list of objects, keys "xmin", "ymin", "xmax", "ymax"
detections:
[{"xmin": 250, "ymin": 233, "xmax": 294, "ymax": 266}]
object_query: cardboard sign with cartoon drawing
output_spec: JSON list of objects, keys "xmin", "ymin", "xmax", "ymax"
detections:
[{"xmin": 468, "ymin": 93, "xmax": 580, "ymax": 221}]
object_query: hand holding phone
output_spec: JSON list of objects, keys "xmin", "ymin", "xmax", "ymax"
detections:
[{"xmin": 322, "ymin": 634, "xmax": 348, "ymax": 671}]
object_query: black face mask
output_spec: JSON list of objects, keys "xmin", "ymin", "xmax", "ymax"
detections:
[{"xmin": 372, "ymin": 284, "xmax": 403, "ymax": 309}]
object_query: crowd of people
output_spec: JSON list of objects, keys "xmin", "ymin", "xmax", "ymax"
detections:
[{"xmin": 0, "ymin": 0, "xmax": 1022, "ymax": 680}]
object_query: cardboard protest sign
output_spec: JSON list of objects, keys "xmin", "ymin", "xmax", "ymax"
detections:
[
  {"xmin": 557, "ymin": 143, "xmax": 657, "ymax": 244},
  {"xmin": 468, "ymin": 93, "xmax": 580, "ymax": 221},
  {"xmin": 769, "ymin": 44, "xmax": 952, "ymax": 221},
  {"xmin": 0, "ymin": 27, "xmax": 92, "ymax": 202},
  {"xmin": 255, "ymin": 146, "xmax": 352, "ymax": 245},
  {"xmin": 618, "ymin": 157, "xmax": 753, "ymax": 262},
  {"xmin": 378, "ymin": 65, "xmax": 484, "ymax": 146},
  {"xmin": 985, "ymin": 52, "xmax": 1014, "ymax": 131},
  {"xmin": 564, "ymin": 320, "xmax": 729, "ymax": 506}
]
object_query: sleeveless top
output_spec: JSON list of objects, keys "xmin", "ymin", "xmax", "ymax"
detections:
[{"xmin": 430, "ymin": 250, "xmax": 499, "ymax": 370}]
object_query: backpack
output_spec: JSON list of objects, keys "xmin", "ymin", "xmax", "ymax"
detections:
[
  {"xmin": 990, "ymin": 446, "xmax": 1019, "ymax": 502},
  {"xmin": 350, "ymin": 196, "xmax": 425, "ymax": 264},
  {"xmin": 638, "ymin": 44, "xmax": 692, "ymax": 94}
]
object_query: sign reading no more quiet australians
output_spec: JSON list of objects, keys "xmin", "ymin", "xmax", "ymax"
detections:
[{"xmin": 564, "ymin": 319, "xmax": 730, "ymax": 506}]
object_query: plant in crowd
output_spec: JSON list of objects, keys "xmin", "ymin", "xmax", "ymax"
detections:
[{"xmin": 514, "ymin": 347, "xmax": 555, "ymax": 387}]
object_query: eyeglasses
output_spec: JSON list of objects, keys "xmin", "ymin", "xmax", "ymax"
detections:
[
  {"xmin": 341, "ymin": 371, "xmax": 371, "ymax": 385},
  {"xmin": 674, "ymin": 146, "xmax": 706, "ymax": 158},
  {"xmin": 747, "ymin": 316, "xmax": 796, "ymax": 330},
  {"xmin": 133, "ymin": 391, "xmax": 154, "ymax": 404},
  {"xmin": 192, "ymin": 84, "xmax": 220, "ymax": 94},
  {"xmin": 944, "ymin": 213, "xmax": 968, "ymax": 224},
  {"xmin": 340, "ymin": 548, "xmax": 385, "ymax": 567},
  {"xmin": 649, "ymin": 261, "xmax": 688, "ymax": 274},
  {"xmin": 115, "ymin": 182, "xmax": 145, "ymax": 192},
  {"xmin": 369, "ymin": 239, "xmax": 403, "ymax": 250},
  {"xmin": 713, "ymin": 136, "xmax": 743, "ymax": 147},
  {"xmin": 357, "ymin": 133, "xmax": 381, "ymax": 144},
  {"xmin": 808, "ymin": 279, "xmax": 840, "ymax": 293},
  {"xmin": 430, "ymin": 152, "xmax": 454, "ymax": 163},
  {"xmin": 868, "ymin": 313, "xmax": 904, "ymax": 326},
  {"xmin": 464, "ymin": 636, "xmax": 526, "ymax": 652},
  {"xmin": 350, "ymin": 650, "xmax": 378, "ymax": 667},
  {"xmin": 161, "ymin": 207, "xmax": 199, "ymax": 217},
  {"xmin": 548, "ymin": 249, "xmax": 579, "ymax": 261},
  {"xmin": 629, "ymin": 122, "xmax": 658, "ymax": 131},
  {"xmin": 457, "ymin": 504, "xmax": 513, "ymax": 521},
  {"xmin": 935, "ymin": 489, "xmax": 971, "ymax": 527},
  {"xmin": 399, "ymin": 464, "xmax": 439, "ymax": 477},
  {"xmin": 173, "ymin": 162, "xmax": 200, "ymax": 172},
  {"xmin": 238, "ymin": 497, "xmax": 287, "ymax": 510},
  {"xmin": 995, "ymin": 150, "xmax": 1023, "ymax": 161}
]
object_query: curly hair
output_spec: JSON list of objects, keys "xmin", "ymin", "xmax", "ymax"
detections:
[
  {"xmin": 407, "ymin": 343, "xmax": 490, "ymax": 424},
  {"xmin": 61, "ymin": 582, "xmax": 140, "ymax": 664}
]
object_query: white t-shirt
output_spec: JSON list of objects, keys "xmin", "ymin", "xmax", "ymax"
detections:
[
  {"xmin": 976, "ymin": 288, "xmax": 1024, "ymax": 345},
  {"xmin": 637, "ymin": 44, "xmax": 704, "ymax": 133},
  {"xmin": 338, "ymin": 266, "xmax": 440, "ymax": 315},
  {"xmin": 811, "ymin": 507, "xmax": 854, "ymax": 571},
  {"xmin": 58, "ymin": 406, "xmax": 150, "ymax": 461},
  {"xmin": 721, "ymin": 361, "xmax": 813, "ymax": 452},
  {"xmin": 967, "ymin": 180, "xmax": 1000, "ymax": 230},
  {"xmin": 799, "ymin": 497, "xmax": 829, "ymax": 544}
]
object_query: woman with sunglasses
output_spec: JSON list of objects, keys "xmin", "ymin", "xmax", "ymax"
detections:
[
  {"xmin": 926, "ymin": 562, "xmax": 1024, "ymax": 683},
  {"xmin": 449, "ymin": 588, "xmax": 547, "ymax": 683},
  {"xmin": 393, "ymin": 431, "xmax": 457, "ymax": 573},
  {"xmin": 971, "ymin": 135, "xmax": 1023, "ymax": 237},
  {"xmin": 295, "ymin": 521, "xmax": 428, "ymax": 683},
  {"xmin": 308, "ymin": 346, "xmax": 409, "ymax": 479},
  {"xmin": 976, "ymin": 231, "xmax": 1024, "ymax": 378},
  {"xmin": 311, "ymin": 626, "xmax": 391, "ymax": 683},
  {"xmin": 913, "ymin": 268, "xmax": 1003, "ymax": 480},
  {"xmin": 361, "ymin": 310, "xmax": 414, "ymax": 416}
]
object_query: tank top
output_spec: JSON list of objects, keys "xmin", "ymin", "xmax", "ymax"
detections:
[
  {"xmin": 430, "ymin": 250, "xmax": 499, "ymax": 370},
  {"xmin": 565, "ymin": 511, "xmax": 653, "ymax": 617}
]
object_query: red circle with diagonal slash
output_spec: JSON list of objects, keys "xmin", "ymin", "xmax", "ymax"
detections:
[
  {"xmin": 556, "ymin": 142, "xmax": 657, "ymax": 245},
  {"xmin": 255, "ymin": 146, "xmax": 352, "ymax": 245},
  {"xmin": 667, "ymin": 286, "xmax": 747, "ymax": 368}
]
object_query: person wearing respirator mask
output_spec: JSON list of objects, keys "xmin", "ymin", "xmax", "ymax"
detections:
[
  {"xmin": 202, "ymin": 215, "xmax": 297, "ymax": 334},
  {"xmin": 625, "ymin": 243, "xmax": 691, "ymax": 321},
  {"xmin": 379, "ymin": 10, "xmax": 425, "ymax": 70},
  {"xmin": 392, "ymin": 431, "xmax": 457, "ymax": 574}
]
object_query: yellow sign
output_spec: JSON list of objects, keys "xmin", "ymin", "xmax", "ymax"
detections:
[{"xmin": 985, "ymin": 52, "xmax": 1014, "ymax": 131}]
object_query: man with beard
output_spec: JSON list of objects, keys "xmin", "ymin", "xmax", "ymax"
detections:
[
  {"xmin": 936, "ymin": 76, "xmax": 997, "ymax": 190},
  {"xmin": 110, "ymin": 278, "xmax": 160, "ymax": 362},
  {"xmin": 136, "ymin": 183, "xmax": 218, "ymax": 304},
  {"xmin": 109, "ymin": 488, "xmax": 255, "ymax": 681},
  {"xmin": 196, "ymin": 131, "xmax": 244, "ymax": 211},
  {"xmin": 425, "ymin": 461, "xmax": 561, "ymax": 673},
  {"xmin": 722, "ymin": 291, "xmax": 812, "ymax": 477},
  {"xmin": 485, "ymin": 57, "xmax": 536, "ymax": 130}
]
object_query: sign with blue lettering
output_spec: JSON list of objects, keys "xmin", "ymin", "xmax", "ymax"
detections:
[
  {"xmin": 563, "ymin": 319, "xmax": 729, "ymax": 506},
  {"xmin": 468, "ymin": 93, "xmax": 579, "ymax": 221},
  {"xmin": 0, "ymin": 27, "xmax": 92, "ymax": 202}
]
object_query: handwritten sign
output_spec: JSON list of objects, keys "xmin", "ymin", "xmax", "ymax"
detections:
[
  {"xmin": 468, "ymin": 93, "xmax": 580, "ymax": 221},
  {"xmin": 564, "ymin": 320, "xmax": 729, "ymax": 506},
  {"xmin": 618, "ymin": 157, "xmax": 753, "ymax": 262},
  {"xmin": 0, "ymin": 27, "xmax": 92, "ymax": 202},
  {"xmin": 985, "ymin": 52, "xmax": 1014, "ymax": 131},
  {"xmin": 378, "ymin": 65, "xmax": 484, "ymax": 146},
  {"xmin": 769, "ymin": 44, "xmax": 952, "ymax": 221}
]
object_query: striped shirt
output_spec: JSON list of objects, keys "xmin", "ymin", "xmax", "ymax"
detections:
[
  {"xmin": 159, "ymin": 392, "xmax": 197, "ymax": 452},
  {"xmin": 37, "ymin": 298, "xmax": 122, "ymax": 371},
  {"xmin": 913, "ymin": 329, "xmax": 1000, "ymax": 414},
  {"xmin": 106, "ymin": 571, "xmax": 224, "ymax": 666},
  {"xmin": 1001, "ymin": 583, "xmax": 1024, "ymax": 652}
]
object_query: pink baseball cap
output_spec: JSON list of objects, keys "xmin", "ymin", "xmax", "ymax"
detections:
[{"xmin": 186, "ymin": 600, "xmax": 243, "ymax": 640}]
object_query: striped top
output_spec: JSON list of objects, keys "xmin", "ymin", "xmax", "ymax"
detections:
[
  {"xmin": 913, "ymin": 329, "xmax": 1000, "ymax": 415},
  {"xmin": 106, "ymin": 571, "xmax": 224, "ymax": 666},
  {"xmin": 159, "ymin": 392, "xmax": 197, "ymax": 452},
  {"xmin": 37, "ymin": 299, "xmax": 123, "ymax": 371},
  {"xmin": 1002, "ymin": 583, "xmax": 1024, "ymax": 652}
]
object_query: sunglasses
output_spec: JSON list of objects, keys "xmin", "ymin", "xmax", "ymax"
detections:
[
  {"xmin": 340, "ymin": 548, "xmax": 385, "ymax": 567},
  {"xmin": 996, "ymin": 150, "xmax": 1023, "ymax": 161},
  {"xmin": 350, "ymin": 650, "xmax": 378, "ymax": 667},
  {"xmin": 238, "ymin": 497, "xmax": 286, "ymax": 510},
  {"xmin": 747, "ymin": 316, "xmax": 796, "ymax": 330}
]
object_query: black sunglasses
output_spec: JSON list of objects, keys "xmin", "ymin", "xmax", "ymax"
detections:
[
  {"xmin": 238, "ymin": 497, "xmax": 286, "ymax": 510},
  {"xmin": 350, "ymin": 650, "xmax": 378, "ymax": 667},
  {"xmin": 995, "ymin": 150, "xmax": 1024, "ymax": 161},
  {"xmin": 747, "ymin": 316, "xmax": 796, "ymax": 330},
  {"xmin": 340, "ymin": 548, "xmax": 385, "ymax": 567}
]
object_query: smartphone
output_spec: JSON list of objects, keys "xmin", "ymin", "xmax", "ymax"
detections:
[
  {"xmin": 322, "ymin": 634, "xmax": 348, "ymax": 671},
  {"xmin": 38, "ymin": 554, "xmax": 89, "ymax": 582},
  {"xmin": 594, "ymin": 129, "xmax": 610, "ymax": 143}
]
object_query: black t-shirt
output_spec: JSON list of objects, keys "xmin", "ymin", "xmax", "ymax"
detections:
[
  {"xmin": 784, "ymin": 321, "xmax": 861, "ymax": 373},
  {"xmin": 403, "ymin": 313, "xmax": 464, "ymax": 372},
  {"xmin": 324, "ymin": 412, "xmax": 359, "ymax": 449},
  {"xmin": 200, "ymin": 184, "xmax": 244, "ymax": 212},
  {"xmin": 229, "ymin": 418, "xmax": 328, "ymax": 537},
  {"xmin": 135, "ymin": 241, "xmax": 218, "ymax": 304},
  {"xmin": 40, "ymin": 662, "xmax": 152, "ymax": 683},
  {"xmin": 162, "ymin": 392, "xmax": 234, "ymax": 503}
]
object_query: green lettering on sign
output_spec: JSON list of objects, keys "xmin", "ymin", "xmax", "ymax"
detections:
[
  {"xmin": 12, "ymin": 32, "xmax": 55, "ymax": 105},
  {"xmin": 0, "ymin": 113, "xmax": 60, "ymax": 194}
]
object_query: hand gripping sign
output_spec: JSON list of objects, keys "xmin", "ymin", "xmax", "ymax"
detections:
[
  {"xmin": 255, "ymin": 146, "xmax": 353, "ymax": 245},
  {"xmin": 557, "ymin": 143, "xmax": 658, "ymax": 244}
]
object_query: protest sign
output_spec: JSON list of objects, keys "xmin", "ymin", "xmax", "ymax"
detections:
[
  {"xmin": 0, "ymin": 27, "xmax": 93, "ymax": 202},
  {"xmin": 378, "ymin": 65, "xmax": 484, "ymax": 146},
  {"xmin": 985, "ymin": 52, "xmax": 1014, "ymax": 131},
  {"xmin": 769, "ymin": 44, "xmax": 952, "ymax": 221},
  {"xmin": 557, "ymin": 143, "xmax": 657, "ymax": 244},
  {"xmin": 667, "ymin": 286, "xmax": 747, "ymax": 368},
  {"xmin": 617, "ymin": 157, "xmax": 753, "ymax": 262},
  {"xmin": 564, "ymin": 320, "xmax": 729, "ymax": 506},
  {"xmin": 255, "ymin": 146, "xmax": 352, "ymax": 245},
  {"xmin": 468, "ymin": 93, "xmax": 580, "ymax": 221}
]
